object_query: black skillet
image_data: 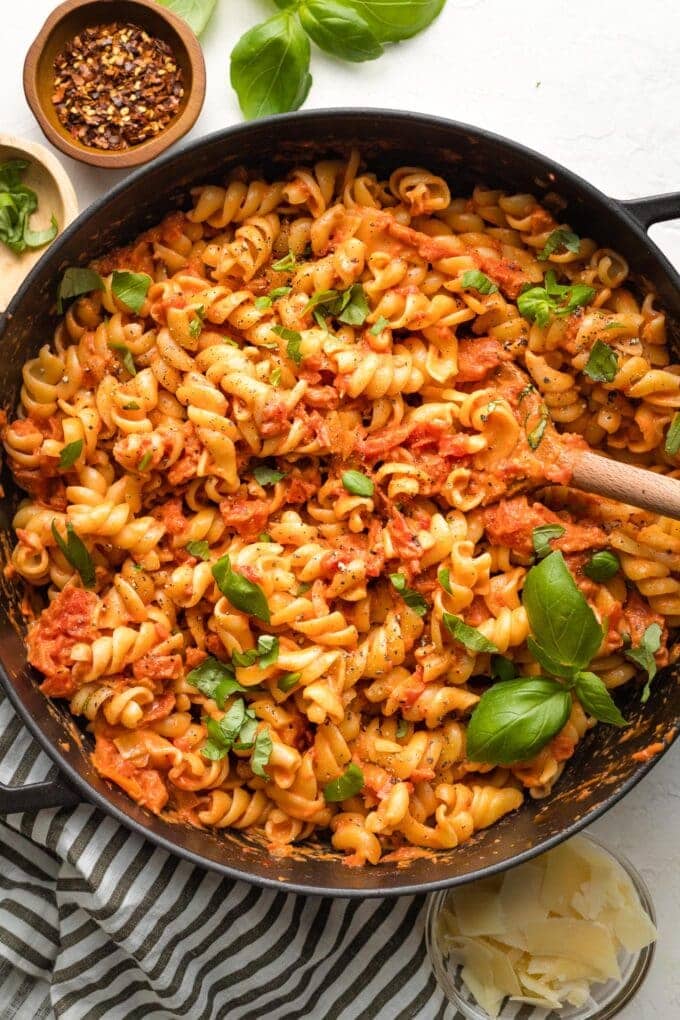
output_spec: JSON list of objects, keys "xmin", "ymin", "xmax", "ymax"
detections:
[{"xmin": 0, "ymin": 110, "xmax": 678, "ymax": 897}]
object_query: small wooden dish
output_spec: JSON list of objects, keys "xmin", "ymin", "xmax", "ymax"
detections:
[
  {"xmin": 23, "ymin": 0, "xmax": 206, "ymax": 170},
  {"xmin": 0, "ymin": 134, "xmax": 78, "ymax": 312}
]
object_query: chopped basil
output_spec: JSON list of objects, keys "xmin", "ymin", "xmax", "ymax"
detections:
[
  {"xmin": 341, "ymin": 470, "xmax": 374, "ymax": 497},
  {"xmin": 323, "ymin": 762, "xmax": 364, "ymax": 802},
  {"xmin": 185, "ymin": 540, "xmax": 211, "ymax": 561},
  {"xmin": 584, "ymin": 340, "xmax": 618, "ymax": 383},
  {"xmin": 370, "ymin": 315, "xmax": 390, "ymax": 335},
  {"xmin": 123, "ymin": 401, "xmax": 140, "ymax": 410},
  {"xmin": 277, "ymin": 671, "xmax": 301, "ymax": 692},
  {"xmin": 532, "ymin": 523, "xmax": 565, "ymax": 559},
  {"xmin": 58, "ymin": 439, "xmax": 83, "ymax": 470},
  {"xmin": 269, "ymin": 286, "xmax": 292, "ymax": 299},
  {"xmin": 186, "ymin": 656, "xmax": 246, "ymax": 709},
  {"xmin": 253, "ymin": 463, "xmax": 285, "ymax": 486},
  {"xmin": 583, "ymin": 550, "xmax": 620, "ymax": 582},
  {"xmin": 111, "ymin": 270, "xmax": 151, "ymax": 313},
  {"xmin": 518, "ymin": 270, "xmax": 595, "ymax": 327},
  {"xmin": 57, "ymin": 267, "xmax": 104, "ymax": 313},
  {"xmin": 259, "ymin": 533, "xmax": 272, "ymax": 542},
  {"xmin": 269, "ymin": 367, "xmax": 282, "ymax": 386},
  {"xmin": 395, "ymin": 718, "xmax": 408, "ymax": 739},
  {"xmin": 251, "ymin": 726, "xmax": 273, "ymax": 777},
  {"xmin": 537, "ymin": 228, "xmax": 581, "ymax": 261},
  {"xmin": 460, "ymin": 269, "xmax": 498, "ymax": 294},
  {"xmin": 437, "ymin": 566, "xmax": 452, "ymax": 594},
  {"xmin": 255, "ymin": 295, "xmax": 273, "ymax": 310},
  {"xmin": 51, "ymin": 519, "xmax": 95, "ymax": 588},
  {"xmin": 108, "ymin": 341, "xmax": 137, "ymax": 376},
  {"xmin": 665, "ymin": 413, "xmax": 680, "ymax": 456},
  {"xmin": 189, "ymin": 305, "xmax": 205, "ymax": 339},
  {"xmin": 212, "ymin": 554, "xmax": 271, "ymax": 622},
  {"xmin": 272, "ymin": 325, "xmax": 303, "ymax": 363},
  {"xmin": 389, "ymin": 573, "xmax": 427, "ymax": 617},
  {"xmin": 272, "ymin": 251, "xmax": 297, "ymax": 272},
  {"xmin": 624, "ymin": 623, "xmax": 662, "ymax": 703},
  {"xmin": 442, "ymin": 613, "xmax": 499, "ymax": 654},
  {"xmin": 138, "ymin": 450, "xmax": 152, "ymax": 471},
  {"xmin": 256, "ymin": 634, "xmax": 279, "ymax": 669},
  {"xmin": 0, "ymin": 159, "xmax": 58, "ymax": 256},
  {"xmin": 527, "ymin": 411, "xmax": 549, "ymax": 450}
]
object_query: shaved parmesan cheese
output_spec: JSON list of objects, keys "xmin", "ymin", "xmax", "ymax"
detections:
[{"xmin": 435, "ymin": 836, "xmax": 656, "ymax": 1017}]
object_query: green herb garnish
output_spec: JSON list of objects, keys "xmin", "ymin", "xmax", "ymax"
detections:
[
  {"xmin": 253, "ymin": 464, "xmax": 285, "ymax": 486},
  {"xmin": 584, "ymin": 340, "xmax": 618, "ymax": 383},
  {"xmin": 532, "ymin": 524, "xmax": 565, "ymax": 559},
  {"xmin": 323, "ymin": 762, "xmax": 364, "ymax": 802},
  {"xmin": 108, "ymin": 342, "xmax": 137, "ymax": 376},
  {"xmin": 583, "ymin": 550, "xmax": 620, "ymax": 582},
  {"xmin": 0, "ymin": 160, "xmax": 57, "ymax": 256},
  {"xmin": 518, "ymin": 270, "xmax": 595, "ymax": 327},
  {"xmin": 186, "ymin": 540, "xmax": 211, "ymax": 561},
  {"xmin": 186, "ymin": 656, "xmax": 246, "ymax": 710},
  {"xmin": 389, "ymin": 573, "xmax": 427, "ymax": 617},
  {"xmin": 51, "ymin": 520, "xmax": 95, "ymax": 588},
  {"xmin": 57, "ymin": 267, "xmax": 104, "ymax": 313},
  {"xmin": 624, "ymin": 623, "xmax": 662, "ymax": 703},
  {"xmin": 212, "ymin": 554, "xmax": 271, "ymax": 622},
  {"xmin": 278, "ymin": 671, "xmax": 301, "ymax": 692},
  {"xmin": 58, "ymin": 440, "xmax": 83, "ymax": 470},
  {"xmin": 111, "ymin": 270, "xmax": 151, "ymax": 314},
  {"xmin": 537, "ymin": 228, "xmax": 580, "ymax": 261},
  {"xmin": 442, "ymin": 613, "xmax": 498, "ymax": 654},
  {"xmin": 460, "ymin": 269, "xmax": 498, "ymax": 294},
  {"xmin": 341, "ymin": 470, "xmax": 374, "ymax": 497}
]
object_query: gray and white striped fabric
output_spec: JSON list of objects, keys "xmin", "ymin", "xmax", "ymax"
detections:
[{"xmin": 0, "ymin": 690, "xmax": 457, "ymax": 1020}]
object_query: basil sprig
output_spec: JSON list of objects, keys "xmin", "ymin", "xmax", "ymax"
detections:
[
  {"xmin": 51, "ymin": 520, "xmax": 95, "ymax": 588},
  {"xmin": 518, "ymin": 270, "xmax": 595, "ymax": 327},
  {"xmin": 624, "ymin": 623, "xmax": 662, "ymax": 703},
  {"xmin": 187, "ymin": 656, "xmax": 247, "ymax": 710},
  {"xmin": 389, "ymin": 573, "xmax": 427, "ymax": 617},
  {"xmin": 157, "ymin": 0, "xmax": 217, "ymax": 36},
  {"xmin": 584, "ymin": 340, "xmax": 618, "ymax": 383},
  {"xmin": 305, "ymin": 284, "xmax": 370, "ymax": 328},
  {"xmin": 323, "ymin": 762, "xmax": 364, "ymax": 801},
  {"xmin": 212, "ymin": 554, "xmax": 271, "ymax": 622},
  {"xmin": 111, "ymin": 271, "xmax": 151, "ymax": 314},
  {"xmin": 0, "ymin": 160, "xmax": 57, "ymax": 256},
  {"xmin": 201, "ymin": 699, "xmax": 273, "ymax": 777},
  {"xmin": 467, "ymin": 551, "xmax": 629, "ymax": 765},
  {"xmin": 230, "ymin": 1, "xmax": 445, "ymax": 118}
]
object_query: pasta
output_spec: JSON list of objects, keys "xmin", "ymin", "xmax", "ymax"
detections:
[{"xmin": 5, "ymin": 152, "xmax": 675, "ymax": 866}]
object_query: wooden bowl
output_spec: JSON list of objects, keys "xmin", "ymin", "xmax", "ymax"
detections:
[
  {"xmin": 23, "ymin": 0, "xmax": 206, "ymax": 170},
  {"xmin": 0, "ymin": 134, "xmax": 78, "ymax": 312}
]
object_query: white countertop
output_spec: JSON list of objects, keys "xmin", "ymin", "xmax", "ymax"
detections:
[{"xmin": 4, "ymin": 1, "xmax": 680, "ymax": 1015}]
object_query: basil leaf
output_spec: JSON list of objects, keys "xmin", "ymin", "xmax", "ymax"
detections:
[
  {"xmin": 323, "ymin": 762, "xmax": 364, "ymax": 801},
  {"xmin": 272, "ymin": 325, "xmax": 303, "ymax": 363},
  {"xmin": 532, "ymin": 524, "xmax": 565, "ymax": 559},
  {"xmin": 138, "ymin": 450, "xmax": 152, "ymax": 471},
  {"xmin": 58, "ymin": 440, "xmax": 83, "ymax": 470},
  {"xmin": 270, "ymin": 285, "xmax": 292, "ymax": 299},
  {"xmin": 389, "ymin": 573, "xmax": 427, "ymax": 617},
  {"xmin": 624, "ymin": 622, "xmax": 662, "ymax": 703},
  {"xmin": 157, "ymin": 0, "xmax": 217, "ymax": 35},
  {"xmin": 186, "ymin": 540, "xmax": 211, "ymax": 560},
  {"xmin": 437, "ymin": 566, "xmax": 452, "ymax": 594},
  {"xmin": 253, "ymin": 464, "xmax": 285, "ymax": 486},
  {"xmin": 234, "ymin": 715, "xmax": 259, "ymax": 750},
  {"xmin": 24, "ymin": 214, "xmax": 58, "ymax": 250},
  {"xmin": 212, "ymin": 554, "xmax": 271, "ymax": 622},
  {"xmin": 466, "ymin": 677, "xmax": 572, "ymax": 765},
  {"xmin": 341, "ymin": 470, "xmax": 374, "ymax": 497},
  {"xmin": 522, "ymin": 551, "xmax": 603, "ymax": 670},
  {"xmin": 574, "ymin": 671, "xmax": 627, "ymax": 726},
  {"xmin": 517, "ymin": 285, "xmax": 553, "ymax": 327},
  {"xmin": 584, "ymin": 550, "xmax": 620, "ymax": 582},
  {"xmin": 370, "ymin": 315, "xmax": 390, "ymax": 335},
  {"xmin": 337, "ymin": 284, "xmax": 370, "ymax": 325},
  {"xmin": 259, "ymin": 533, "xmax": 272, "ymax": 542},
  {"xmin": 527, "ymin": 411, "xmax": 548, "ymax": 450},
  {"xmin": 395, "ymin": 718, "xmax": 408, "ymax": 738},
  {"xmin": 251, "ymin": 727, "xmax": 273, "ymax": 777},
  {"xmin": 271, "ymin": 251, "xmax": 296, "ymax": 272},
  {"xmin": 257, "ymin": 635, "xmax": 279, "ymax": 669},
  {"xmin": 518, "ymin": 271, "xmax": 595, "ymax": 326},
  {"xmin": 230, "ymin": 12, "xmax": 312, "ymax": 119},
  {"xmin": 50, "ymin": 520, "xmax": 95, "ymax": 588},
  {"xmin": 348, "ymin": 0, "xmax": 445, "ymax": 41},
  {"xmin": 215, "ymin": 699, "xmax": 247, "ymax": 748},
  {"xmin": 187, "ymin": 657, "xmax": 245, "ymax": 709},
  {"xmin": 278, "ymin": 671, "xmax": 301, "ymax": 692},
  {"xmin": 269, "ymin": 367, "xmax": 282, "ymax": 387},
  {"xmin": 537, "ymin": 228, "xmax": 580, "ymax": 261},
  {"xmin": 584, "ymin": 340, "xmax": 618, "ymax": 383},
  {"xmin": 304, "ymin": 288, "xmax": 340, "ymax": 314},
  {"xmin": 300, "ymin": 0, "xmax": 382, "ymax": 61},
  {"xmin": 108, "ymin": 342, "xmax": 137, "ymax": 376},
  {"xmin": 232, "ymin": 648, "xmax": 259, "ymax": 667},
  {"xmin": 255, "ymin": 296, "xmax": 272, "ymax": 310},
  {"xmin": 188, "ymin": 305, "xmax": 204, "ymax": 339},
  {"xmin": 57, "ymin": 267, "xmax": 104, "ymax": 313},
  {"xmin": 665, "ymin": 413, "xmax": 680, "ymax": 456},
  {"xmin": 111, "ymin": 270, "xmax": 151, "ymax": 314},
  {"xmin": 491, "ymin": 655, "xmax": 517, "ymax": 682},
  {"xmin": 526, "ymin": 635, "xmax": 578, "ymax": 680},
  {"xmin": 442, "ymin": 613, "xmax": 499, "ymax": 654},
  {"xmin": 460, "ymin": 269, "xmax": 498, "ymax": 295},
  {"xmin": 200, "ymin": 739, "xmax": 228, "ymax": 761}
]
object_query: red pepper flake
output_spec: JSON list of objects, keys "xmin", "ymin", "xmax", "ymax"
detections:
[{"xmin": 52, "ymin": 22, "xmax": 184, "ymax": 151}]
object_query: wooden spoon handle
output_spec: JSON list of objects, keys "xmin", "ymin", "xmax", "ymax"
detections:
[{"xmin": 571, "ymin": 450, "xmax": 680, "ymax": 520}]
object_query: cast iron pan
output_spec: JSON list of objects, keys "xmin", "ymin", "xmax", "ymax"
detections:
[{"xmin": 0, "ymin": 110, "xmax": 678, "ymax": 897}]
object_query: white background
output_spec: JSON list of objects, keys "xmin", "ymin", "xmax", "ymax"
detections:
[{"xmin": 4, "ymin": 1, "xmax": 680, "ymax": 1016}]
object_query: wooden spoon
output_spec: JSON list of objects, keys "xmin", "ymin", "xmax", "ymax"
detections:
[{"xmin": 571, "ymin": 451, "xmax": 680, "ymax": 520}]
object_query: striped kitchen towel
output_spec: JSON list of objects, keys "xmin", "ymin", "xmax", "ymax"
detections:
[{"xmin": 0, "ymin": 691, "xmax": 456, "ymax": 1020}]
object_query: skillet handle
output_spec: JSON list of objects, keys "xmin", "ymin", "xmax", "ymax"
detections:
[
  {"xmin": 0, "ymin": 774, "xmax": 80, "ymax": 814},
  {"xmin": 620, "ymin": 193, "xmax": 680, "ymax": 231}
]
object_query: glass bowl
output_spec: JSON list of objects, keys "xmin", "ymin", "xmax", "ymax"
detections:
[{"xmin": 425, "ymin": 833, "xmax": 656, "ymax": 1020}]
